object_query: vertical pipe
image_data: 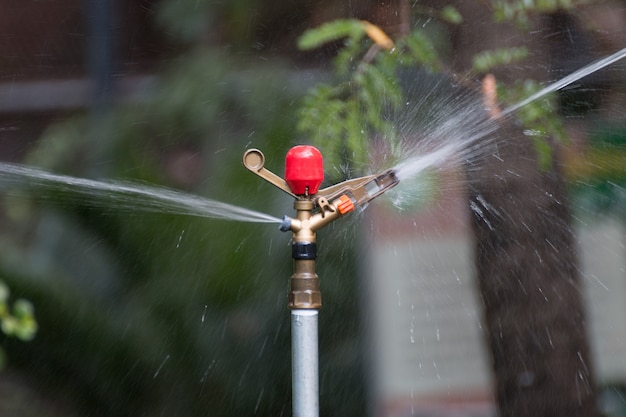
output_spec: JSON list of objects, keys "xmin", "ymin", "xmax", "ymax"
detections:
[
  {"xmin": 85, "ymin": 0, "xmax": 114, "ymax": 107},
  {"xmin": 292, "ymin": 309, "xmax": 319, "ymax": 417},
  {"xmin": 83, "ymin": 0, "xmax": 115, "ymax": 176}
]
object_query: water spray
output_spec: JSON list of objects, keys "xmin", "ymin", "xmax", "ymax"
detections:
[{"xmin": 243, "ymin": 145, "xmax": 399, "ymax": 417}]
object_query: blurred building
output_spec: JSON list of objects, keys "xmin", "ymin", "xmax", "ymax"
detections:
[
  {"xmin": 366, "ymin": 171, "xmax": 626, "ymax": 417},
  {"xmin": 0, "ymin": 0, "xmax": 167, "ymax": 161}
]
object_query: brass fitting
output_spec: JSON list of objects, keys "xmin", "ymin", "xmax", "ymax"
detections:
[
  {"xmin": 284, "ymin": 196, "xmax": 357, "ymax": 310},
  {"xmin": 280, "ymin": 196, "xmax": 354, "ymax": 235},
  {"xmin": 289, "ymin": 257, "xmax": 321, "ymax": 309}
]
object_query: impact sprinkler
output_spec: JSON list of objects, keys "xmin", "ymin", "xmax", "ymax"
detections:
[{"xmin": 243, "ymin": 145, "xmax": 398, "ymax": 417}]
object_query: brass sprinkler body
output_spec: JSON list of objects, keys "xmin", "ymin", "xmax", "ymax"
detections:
[
  {"xmin": 288, "ymin": 198, "xmax": 321, "ymax": 309},
  {"xmin": 243, "ymin": 146, "xmax": 399, "ymax": 310},
  {"xmin": 282, "ymin": 195, "xmax": 356, "ymax": 309}
]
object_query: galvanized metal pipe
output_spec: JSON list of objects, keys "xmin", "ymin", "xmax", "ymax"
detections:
[{"xmin": 292, "ymin": 309, "xmax": 319, "ymax": 417}]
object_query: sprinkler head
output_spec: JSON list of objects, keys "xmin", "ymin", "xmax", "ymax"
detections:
[
  {"xmin": 243, "ymin": 147, "xmax": 401, "ymax": 312},
  {"xmin": 284, "ymin": 145, "xmax": 324, "ymax": 196}
]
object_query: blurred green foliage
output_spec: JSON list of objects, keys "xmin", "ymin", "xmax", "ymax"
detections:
[
  {"xmin": 496, "ymin": 79, "xmax": 567, "ymax": 168},
  {"xmin": 0, "ymin": 18, "xmax": 300, "ymax": 417},
  {"xmin": 471, "ymin": 46, "xmax": 529, "ymax": 73},
  {"xmin": 492, "ymin": 0, "xmax": 592, "ymax": 27},
  {"xmin": 296, "ymin": 2, "xmax": 576, "ymax": 177},
  {"xmin": 0, "ymin": 280, "xmax": 37, "ymax": 368},
  {"xmin": 298, "ymin": 19, "xmax": 367, "ymax": 53},
  {"xmin": 0, "ymin": 0, "xmax": 371, "ymax": 414},
  {"xmin": 571, "ymin": 123, "xmax": 626, "ymax": 217},
  {"xmin": 297, "ymin": 18, "xmax": 446, "ymax": 175}
]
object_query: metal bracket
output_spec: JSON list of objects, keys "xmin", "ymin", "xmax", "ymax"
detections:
[
  {"xmin": 243, "ymin": 149, "xmax": 297, "ymax": 198},
  {"xmin": 316, "ymin": 169, "xmax": 399, "ymax": 208}
]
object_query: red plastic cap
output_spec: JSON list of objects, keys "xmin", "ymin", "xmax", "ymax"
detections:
[{"xmin": 285, "ymin": 145, "xmax": 324, "ymax": 195}]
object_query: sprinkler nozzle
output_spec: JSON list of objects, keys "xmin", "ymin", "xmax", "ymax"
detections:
[
  {"xmin": 279, "ymin": 215, "xmax": 292, "ymax": 232},
  {"xmin": 312, "ymin": 168, "xmax": 399, "ymax": 208}
]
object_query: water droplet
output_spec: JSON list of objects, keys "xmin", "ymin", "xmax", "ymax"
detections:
[
  {"xmin": 518, "ymin": 370, "xmax": 535, "ymax": 387},
  {"xmin": 176, "ymin": 229, "xmax": 185, "ymax": 248},
  {"xmin": 201, "ymin": 304, "xmax": 207, "ymax": 326},
  {"xmin": 153, "ymin": 354, "xmax": 170, "ymax": 379}
]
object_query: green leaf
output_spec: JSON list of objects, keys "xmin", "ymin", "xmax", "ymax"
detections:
[
  {"xmin": 1, "ymin": 316, "xmax": 17, "ymax": 336},
  {"xmin": 440, "ymin": 6, "xmax": 463, "ymax": 24},
  {"xmin": 344, "ymin": 100, "xmax": 368, "ymax": 167},
  {"xmin": 334, "ymin": 36, "xmax": 367, "ymax": 76},
  {"xmin": 363, "ymin": 64, "xmax": 402, "ymax": 110},
  {"xmin": 156, "ymin": 0, "xmax": 214, "ymax": 43},
  {"xmin": 0, "ymin": 281, "xmax": 9, "ymax": 304},
  {"xmin": 402, "ymin": 31, "xmax": 440, "ymax": 71},
  {"xmin": 297, "ymin": 19, "xmax": 365, "ymax": 50},
  {"xmin": 531, "ymin": 134, "xmax": 553, "ymax": 170},
  {"xmin": 15, "ymin": 318, "xmax": 37, "ymax": 341},
  {"xmin": 472, "ymin": 47, "xmax": 528, "ymax": 73},
  {"xmin": 496, "ymin": 79, "xmax": 567, "ymax": 169},
  {"xmin": 13, "ymin": 299, "xmax": 34, "ymax": 319}
]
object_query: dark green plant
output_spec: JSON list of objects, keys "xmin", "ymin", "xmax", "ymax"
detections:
[
  {"xmin": 297, "ymin": 18, "xmax": 447, "ymax": 175},
  {"xmin": 496, "ymin": 79, "xmax": 567, "ymax": 168},
  {"xmin": 471, "ymin": 46, "xmax": 529, "ymax": 73},
  {"xmin": 571, "ymin": 123, "xmax": 626, "ymax": 218},
  {"xmin": 0, "ymin": 280, "xmax": 37, "ymax": 368},
  {"xmin": 295, "ymin": 3, "xmax": 578, "ymax": 175},
  {"xmin": 1, "ymin": 25, "xmax": 368, "ymax": 417},
  {"xmin": 492, "ymin": 0, "xmax": 593, "ymax": 27}
]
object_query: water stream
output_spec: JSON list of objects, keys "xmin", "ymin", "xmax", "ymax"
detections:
[
  {"xmin": 0, "ymin": 163, "xmax": 281, "ymax": 223},
  {"xmin": 1, "ymin": 48, "xmax": 625, "ymax": 221},
  {"xmin": 391, "ymin": 46, "xmax": 626, "ymax": 185},
  {"xmin": 502, "ymin": 46, "xmax": 626, "ymax": 116}
]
